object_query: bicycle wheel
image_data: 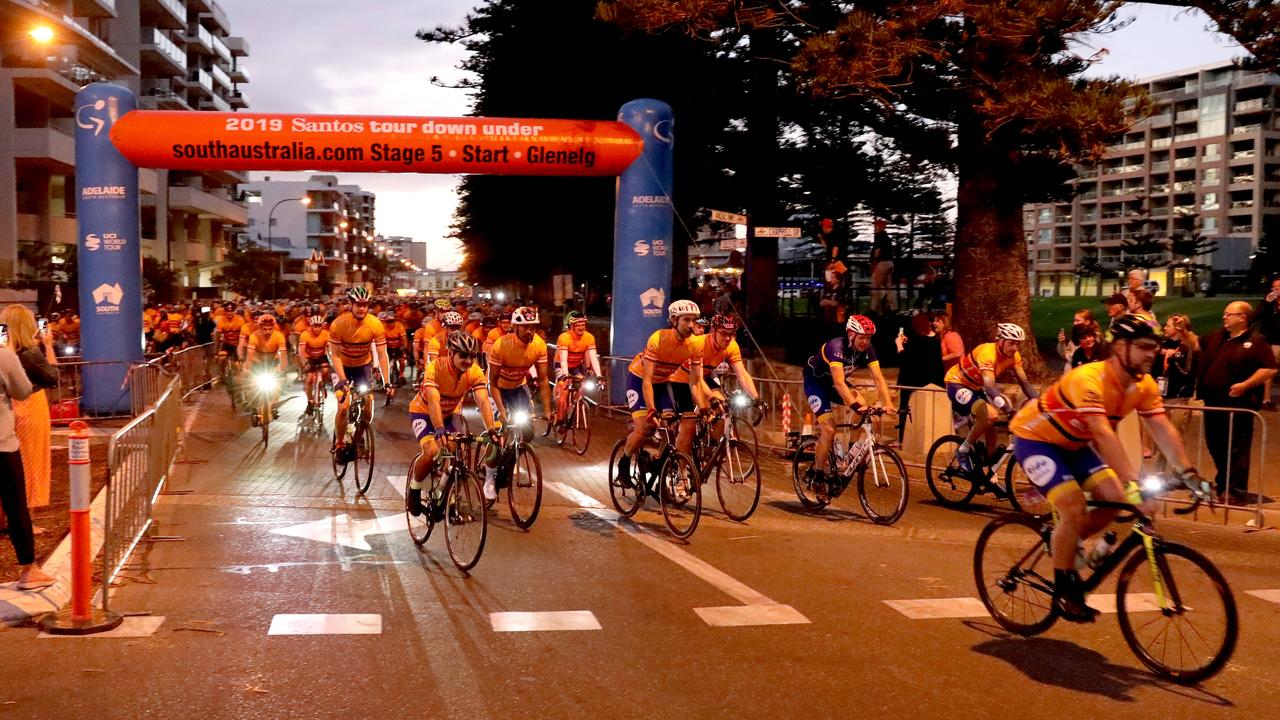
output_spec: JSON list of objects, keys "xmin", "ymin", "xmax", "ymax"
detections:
[
  {"xmin": 733, "ymin": 417, "xmax": 760, "ymax": 458},
  {"xmin": 658, "ymin": 452, "xmax": 702, "ymax": 540},
  {"xmin": 790, "ymin": 438, "xmax": 829, "ymax": 510},
  {"xmin": 353, "ymin": 422, "xmax": 375, "ymax": 494},
  {"xmin": 973, "ymin": 514, "xmax": 1059, "ymax": 635},
  {"xmin": 507, "ymin": 444, "xmax": 543, "ymax": 530},
  {"xmin": 925, "ymin": 435, "xmax": 979, "ymax": 508},
  {"xmin": 857, "ymin": 446, "xmax": 909, "ymax": 525},
  {"xmin": 1115, "ymin": 542, "xmax": 1238, "ymax": 684},
  {"xmin": 607, "ymin": 439, "xmax": 643, "ymax": 517},
  {"xmin": 405, "ymin": 457, "xmax": 434, "ymax": 546},
  {"xmin": 569, "ymin": 400, "xmax": 591, "ymax": 456},
  {"xmin": 332, "ymin": 430, "xmax": 349, "ymax": 481},
  {"xmin": 1005, "ymin": 456, "xmax": 1049, "ymax": 515},
  {"xmin": 444, "ymin": 469, "xmax": 488, "ymax": 571},
  {"xmin": 714, "ymin": 439, "xmax": 761, "ymax": 522}
]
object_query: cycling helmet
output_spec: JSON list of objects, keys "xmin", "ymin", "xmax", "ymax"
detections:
[
  {"xmin": 258, "ymin": 314, "xmax": 276, "ymax": 326},
  {"xmin": 564, "ymin": 310, "xmax": 586, "ymax": 329},
  {"xmin": 1110, "ymin": 314, "xmax": 1159, "ymax": 342},
  {"xmin": 348, "ymin": 286, "xmax": 370, "ymax": 302},
  {"xmin": 668, "ymin": 299, "xmax": 700, "ymax": 319},
  {"xmin": 996, "ymin": 323, "xmax": 1026, "ymax": 342},
  {"xmin": 308, "ymin": 315, "xmax": 325, "ymax": 325},
  {"xmin": 845, "ymin": 315, "xmax": 876, "ymax": 336},
  {"xmin": 468, "ymin": 311, "xmax": 484, "ymax": 321},
  {"xmin": 446, "ymin": 330, "xmax": 480, "ymax": 357},
  {"xmin": 710, "ymin": 314, "xmax": 738, "ymax": 332},
  {"xmin": 511, "ymin": 306, "xmax": 540, "ymax": 325},
  {"xmin": 434, "ymin": 298, "xmax": 452, "ymax": 310},
  {"xmin": 379, "ymin": 311, "xmax": 395, "ymax": 321},
  {"xmin": 442, "ymin": 311, "xmax": 464, "ymax": 328}
]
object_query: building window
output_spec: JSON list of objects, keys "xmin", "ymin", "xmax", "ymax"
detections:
[
  {"xmin": 1203, "ymin": 167, "xmax": 1219, "ymax": 184},
  {"xmin": 1202, "ymin": 216, "xmax": 1218, "ymax": 234},
  {"xmin": 1037, "ymin": 250, "xmax": 1051, "ymax": 262},
  {"xmin": 1199, "ymin": 93, "xmax": 1227, "ymax": 137},
  {"xmin": 1202, "ymin": 192, "xmax": 1219, "ymax": 210},
  {"xmin": 1037, "ymin": 208, "xmax": 1053, "ymax": 224},
  {"xmin": 1037, "ymin": 228, "xmax": 1053, "ymax": 244},
  {"xmin": 1203, "ymin": 143, "xmax": 1220, "ymax": 159}
]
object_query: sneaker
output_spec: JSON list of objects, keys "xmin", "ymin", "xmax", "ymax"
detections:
[
  {"xmin": 272, "ymin": 408, "xmax": 280, "ymax": 420},
  {"xmin": 616, "ymin": 455, "xmax": 633, "ymax": 488},
  {"xmin": 482, "ymin": 476, "xmax": 497, "ymax": 501},
  {"xmin": 405, "ymin": 487, "xmax": 424, "ymax": 517},
  {"xmin": 954, "ymin": 449, "xmax": 975, "ymax": 475},
  {"xmin": 1054, "ymin": 569, "xmax": 1099, "ymax": 623},
  {"xmin": 812, "ymin": 470, "xmax": 830, "ymax": 504}
]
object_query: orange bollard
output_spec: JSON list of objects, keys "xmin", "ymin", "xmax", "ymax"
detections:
[{"xmin": 39, "ymin": 421, "xmax": 122, "ymax": 635}]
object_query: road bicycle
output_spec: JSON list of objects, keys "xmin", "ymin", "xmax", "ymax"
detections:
[
  {"xmin": 332, "ymin": 382, "xmax": 376, "ymax": 493},
  {"xmin": 791, "ymin": 406, "xmax": 909, "ymax": 525},
  {"xmin": 692, "ymin": 398, "xmax": 761, "ymax": 522},
  {"xmin": 607, "ymin": 411, "xmax": 702, "ymax": 540},
  {"xmin": 299, "ymin": 362, "xmax": 329, "ymax": 433},
  {"xmin": 217, "ymin": 350, "xmax": 242, "ymax": 410},
  {"xmin": 388, "ymin": 350, "xmax": 407, "ymax": 388},
  {"xmin": 925, "ymin": 416, "xmax": 1045, "ymax": 514},
  {"xmin": 489, "ymin": 409, "xmax": 543, "ymax": 530},
  {"xmin": 404, "ymin": 433, "xmax": 488, "ymax": 571},
  {"xmin": 974, "ymin": 475, "xmax": 1237, "ymax": 683},
  {"xmin": 551, "ymin": 374, "xmax": 598, "ymax": 455},
  {"xmin": 246, "ymin": 367, "xmax": 281, "ymax": 446}
]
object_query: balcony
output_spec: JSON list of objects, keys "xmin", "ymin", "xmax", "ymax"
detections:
[
  {"xmin": 1235, "ymin": 98, "xmax": 1270, "ymax": 113},
  {"xmin": 228, "ymin": 90, "xmax": 249, "ymax": 108},
  {"xmin": 73, "ymin": 0, "xmax": 117, "ymax": 18},
  {"xmin": 1234, "ymin": 124, "xmax": 1263, "ymax": 135},
  {"xmin": 1174, "ymin": 204, "xmax": 1196, "ymax": 214},
  {"xmin": 1230, "ymin": 200, "xmax": 1255, "ymax": 210},
  {"xmin": 1149, "ymin": 184, "xmax": 1170, "ymax": 194},
  {"xmin": 198, "ymin": 94, "xmax": 232, "ymax": 112},
  {"xmin": 1231, "ymin": 174, "xmax": 1256, "ymax": 184},
  {"xmin": 166, "ymin": 186, "xmax": 248, "ymax": 224},
  {"xmin": 1174, "ymin": 132, "xmax": 1200, "ymax": 143},
  {"xmin": 1150, "ymin": 161, "xmax": 1170, "ymax": 173},
  {"xmin": 211, "ymin": 35, "xmax": 233, "ymax": 67},
  {"xmin": 141, "ymin": 0, "xmax": 186, "ymax": 28},
  {"xmin": 183, "ymin": 68, "xmax": 214, "ymax": 98},
  {"xmin": 8, "ymin": 68, "xmax": 80, "ymax": 111},
  {"xmin": 230, "ymin": 63, "xmax": 250, "ymax": 83},
  {"xmin": 17, "ymin": 214, "xmax": 78, "ymax": 247},
  {"xmin": 1174, "ymin": 181, "xmax": 1197, "ymax": 192},
  {"xmin": 210, "ymin": 64, "xmax": 232, "ymax": 90},
  {"xmin": 199, "ymin": 2, "xmax": 233, "ymax": 34},
  {"xmin": 1147, "ymin": 114, "xmax": 1173, "ymax": 128},
  {"xmin": 1175, "ymin": 109, "xmax": 1200, "ymax": 122},
  {"xmin": 1231, "ymin": 224, "xmax": 1254, "ymax": 233},
  {"xmin": 1101, "ymin": 209, "xmax": 1124, "ymax": 219},
  {"xmin": 1055, "ymin": 215, "xmax": 1071, "ymax": 224},
  {"xmin": 1204, "ymin": 77, "xmax": 1233, "ymax": 90},
  {"xmin": 185, "ymin": 24, "xmax": 214, "ymax": 55},
  {"xmin": 140, "ymin": 27, "xmax": 186, "ymax": 74},
  {"xmin": 1152, "ymin": 137, "xmax": 1172, "ymax": 148},
  {"xmin": 140, "ymin": 78, "xmax": 191, "ymax": 110},
  {"xmin": 1078, "ymin": 191, "xmax": 1098, "ymax": 200},
  {"xmin": 1202, "ymin": 176, "xmax": 1222, "ymax": 186},
  {"xmin": 11, "ymin": 124, "xmax": 76, "ymax": 171},
  {"xmin": 225, "ymin": 36, "xmax": 250, "ymax": 57},
  {"xmin": 1174, "ymin": 157, "xmax": 1196, "ymax": 168}
]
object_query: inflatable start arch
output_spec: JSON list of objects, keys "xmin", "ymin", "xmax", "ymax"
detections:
[{"xmin": 75, "ymin": 84, "xmax": 673, "ymax": 413}]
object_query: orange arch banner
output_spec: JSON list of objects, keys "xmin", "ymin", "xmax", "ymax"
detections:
[{"xmin": 109, "ymin": 112, "xmax": 645, "ymax": 176}]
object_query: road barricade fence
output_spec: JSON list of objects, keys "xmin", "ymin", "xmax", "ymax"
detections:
[
  {"xmin": 101, "ymin": 370, "xmax": 184, "ymax": 615},
  {"xmin": 167, "ymin": 342, "xmax": 216, "ymax": 397},
  {"xmin": 591, "ymin": 357, "xmax": 1270, "ymax": 528}
]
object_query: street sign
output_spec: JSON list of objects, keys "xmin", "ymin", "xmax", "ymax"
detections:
[
  {"xmin": 710, "ymin": 209, "xmax": 748, "ymax": 225},
  {"xmin": 754, "ymin": 226, "xmax": 802, "ymax": 238}
]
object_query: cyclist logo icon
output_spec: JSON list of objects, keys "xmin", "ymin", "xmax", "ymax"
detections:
[{"xmin": 76, "ymin": 100, "xmax": 108, "ymax": 137}]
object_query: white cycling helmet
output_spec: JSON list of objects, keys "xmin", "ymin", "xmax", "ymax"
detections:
[
  {"xmin": 996, "ymin": 323, "xmax": 1026, "ymax": 342},
  {"xmin": 441, "ymin": 311, "xmax": 464, "ymax": 328},
  {"xmin": 668, "ymin": 299, "xmax": 700, "ymax": 319},
  {"xmin": 511, "ymin": 306, "xmax": 540, "ymax": 325}
]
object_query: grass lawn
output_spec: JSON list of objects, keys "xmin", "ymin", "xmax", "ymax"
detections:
[{"xmin": 1029, "ymin": 295, "xmax": 1253, "ymax": 350}]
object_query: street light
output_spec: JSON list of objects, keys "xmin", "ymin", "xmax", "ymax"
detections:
[
  {"xmin": 266, "ymin": 195, "xmax": 311, "ymax": 298},
  {"xmin": 29, "ymin": 26, "xmax": 54, "ymax": 44}
]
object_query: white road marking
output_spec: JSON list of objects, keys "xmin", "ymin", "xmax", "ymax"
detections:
[
  {"xmin": 546, "ymin": 481, "xmax": 810, "ymax": 627},
  {"xmin": 1246, "ymin": 589, "xmax": 1280, "ymax": 604},
  {"xmin": 884, "ymin": 593, "xmax": 1168, "ymax": 619},
  {"xmin": 268, "ymin": 613, "xmax": 381, "ymax": 635},
  {"xmin": 270, "ymin": 513, "xmax": 404, "ymax": 551},
  {"xmin": 38, "ymin": 615, "xmax": 165, "ymax": 639},
  {"xmin": 490, "ymin": 611, "xmax": 602, "ymax": 632}
]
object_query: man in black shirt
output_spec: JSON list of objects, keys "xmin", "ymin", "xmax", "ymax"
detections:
[
  {"xmin": 1248, "ymin": 277, "xmax": 1280, "ymax": 410},
  {"xmin": 1196, "ymin": 301, "xmax": 1278, "ymax": 501}
]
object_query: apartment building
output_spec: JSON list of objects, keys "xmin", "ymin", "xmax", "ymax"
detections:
[
  {"xmin": 1025, "ymin": 60, "xmax": 1280, "ymax": 297},
  {"xmin": 0, "ymin": 0, "xmax": 251, "ymax": 292},
  {"xmin": 239, "ymin": 174, "xmax": 377, "ymax": 293}
]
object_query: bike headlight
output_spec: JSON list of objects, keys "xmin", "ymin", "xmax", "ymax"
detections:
[
  {"xmin": 511, "ymin": 410, "xmax": 530, "ymax": 427},
  {"xmin": 732, "ymin": 394, "xmax": 750, "ymax": 409},
  {"xmin": 357, "ymin": 384, "xmax": 370, "ymax": 394},
  {"xmin": 1141, "ymin": 475, "xmax": 1164, "ymax": 494},
  {"xmin": 63, "ymin": 345, "xmax": 77, "ymax": 356},
  {"xmin": 583, "ymin": 379, "xmax": 597, "ymax": 392},
  {"xmin": 254, "ymin": 373, "xmax": 279, "ymax": 392}
]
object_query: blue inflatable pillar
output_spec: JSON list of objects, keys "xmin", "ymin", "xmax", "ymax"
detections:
[
  {"xmin": 610, "ymin": 100, "xmax": 674, "ymax": 405},
  {"xmin": 75, "ymin": 84, "xmax": 142, "ymax": 414}
]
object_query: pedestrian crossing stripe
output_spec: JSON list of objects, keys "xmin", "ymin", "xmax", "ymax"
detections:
[
  {"xmin": 883, "ymin": 594, "xmax": 1168, "ymax": 619},
  {"xmin": 268, "ymin": 614, "xmax": 381, "ymax": 635},
  {"xmin": 1246, "ymin": 589, "xmax": 1280, "ymax": 604},
  {"xmin": 490, "ymin": 611, "xmax": 601, "ymax": 632}
]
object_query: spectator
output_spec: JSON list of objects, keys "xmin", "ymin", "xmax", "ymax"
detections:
[
  {"xmin": 1123, "ymin": 268, "xmax": 1147, "ymax": 297},
  {"xmin": 1248, "ymin": 277, "xmax": 1280, "ymax": 410},
  {"xmin": 1057, "ymin": 309, "xmax": 1100, "ymax": 370},
  {"xmin": 1195, "ymin": 301, "xmax": 1278, "ymax": 502},
  {"xmin": 1, "ymin": 305, "xmax": 57, "ymax": 522},
  {"xmin": 869, "ymin": 218, "xmax": 896, "ymax": 314},
  {"xmin": 819, "ymin": 265, "xmax": 847, "ymax": 330},
  {"xmin": 1127, "ymin": 286, "xmax": 1158, "ymax": 329},
  {"xmin": 0, "ymin": 342, "xmax": 52, "ymax": 589},
  {"xmin": 1153, "ymin": 314, "xmax": 1200, "ymax": 471},
  {"xmin": 934, "ymin": 313, "xmax": 964, "ymax": 371},
  {"xmin": 1067, "ymin": 324, "xmax": 1107, "ymax": 369},
  {"xmin": 1100, "ymin": 293, "xmax": 1127, "ymax": 340},
  {"xmin": 894, "ymin": 312, "xmax": 944, "ymax": 444}
]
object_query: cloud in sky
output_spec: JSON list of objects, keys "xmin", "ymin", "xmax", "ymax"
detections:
[{"xmin": 220, "ymin": 0, "xmax": 478, "ymax": 269}]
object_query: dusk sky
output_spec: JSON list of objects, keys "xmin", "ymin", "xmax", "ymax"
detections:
[{"xmin": 219, "ymin": 1, "xmax": 1245, "ymax": 270}]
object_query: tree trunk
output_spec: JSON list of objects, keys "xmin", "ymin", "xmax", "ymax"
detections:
[{"xmin": 952, "ymin": 119, "xmax": 1052, "ymax": 379}]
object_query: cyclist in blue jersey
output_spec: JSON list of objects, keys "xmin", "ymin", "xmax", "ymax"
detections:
[{"xmin": 802, "ymin": 315, "xmax": 897, "ymax": 500}]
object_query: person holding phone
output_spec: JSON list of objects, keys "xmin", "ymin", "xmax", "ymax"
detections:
[{"xmin": 1, "ymin": 305, "xmax": 58, "ymax": 518}]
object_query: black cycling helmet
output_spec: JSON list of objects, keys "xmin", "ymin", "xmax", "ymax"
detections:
[
  {"xmin": 1110, "ymin": 314, "xmax": 1158, "ymax": 342},
  {"xmin": 446, "ymin": 330, "xmax": 480, "ymax": 357}
]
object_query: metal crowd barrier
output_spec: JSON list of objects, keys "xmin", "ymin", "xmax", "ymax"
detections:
[
  {"xmin": 48, "ymin": 360, "xmax": 133, "ymax": 424},
  {"xmin": 101, "ymin": 372, "xmax": 184, "ymax": 615},
  {"xmin": 167, "ymin": 342, "xmax": 216, "ymax": 398}
]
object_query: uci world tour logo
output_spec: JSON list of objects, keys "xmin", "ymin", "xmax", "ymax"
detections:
[
  {"xmin": 640, "ymin": 287, "xmax": 665, "ymax": 318},
  {"xmin": 76, "ymin": 100, "xmax": 108, "ymax": 137}
]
